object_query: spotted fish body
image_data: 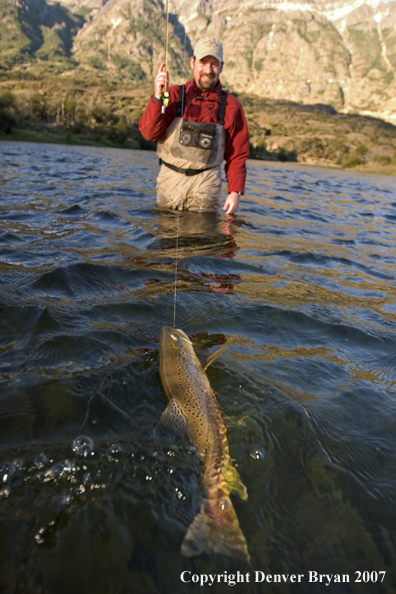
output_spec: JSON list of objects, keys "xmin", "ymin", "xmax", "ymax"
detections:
[{"xmin": 159, "ymin": 326, "xmax": 250, "ymax": 563}]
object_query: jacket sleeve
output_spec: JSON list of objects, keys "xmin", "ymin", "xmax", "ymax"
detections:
[
  {"xmin": 224, "ymin": 101, "xmax": 250, "ymax": 195},
  {"xmin": 139, "ymin": 89, "xmax": 179, "ymax": 141}
]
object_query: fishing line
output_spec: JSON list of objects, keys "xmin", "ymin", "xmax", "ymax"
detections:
[
  {"xmin": 173, "ymin": 207, "xmax": 180, "ymax": 328},
  {"xmin": 172, "ymin": 26, "xmax": 187, "ymax": 328}
]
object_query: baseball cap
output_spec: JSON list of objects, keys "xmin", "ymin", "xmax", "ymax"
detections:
[{"xmin": 194, "ymin": 37, "xmax": 223, "ymax": 63}]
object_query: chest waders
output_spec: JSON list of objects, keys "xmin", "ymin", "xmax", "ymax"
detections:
[
  {"xmin": 157, "ymin": 86, "xmax": 227, "ymax": 174},
  {"xmin": 156, "ymin": 86, "xmax": 228, "ymax": 212}
]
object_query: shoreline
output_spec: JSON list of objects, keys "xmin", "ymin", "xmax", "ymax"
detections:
[{"xmin": 2, "ymin": 131, "xmax": 396, "ymax": 178}]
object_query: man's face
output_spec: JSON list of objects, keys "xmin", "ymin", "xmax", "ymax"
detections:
[{"xmin": 190, "ymin": 55, "xmax": 223, "ymax": 89}]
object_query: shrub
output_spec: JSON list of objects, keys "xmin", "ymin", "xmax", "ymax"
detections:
[
  {"xmin": 373, "ymin": 155, "xmax": 391, "ymax": 165},
  {"xmin": 343, "ymin": 156, "xmax": 361, "ymax": 168},
  {"xmin": 0, "ymin": 108, "xmax": 17, "ymax": 133}
]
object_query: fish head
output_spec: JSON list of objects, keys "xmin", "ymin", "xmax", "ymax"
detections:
[
  {"xmin": 159, "ymin": 326, "xmax": 201, "ymax": 403},
  {"xmin": 160, "ymin": 326, "xmax": 196, "ymax": 362}
]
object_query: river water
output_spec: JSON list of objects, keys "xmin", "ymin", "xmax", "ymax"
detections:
[{"xmin": 0, "ymin": 141, "xmax": 396, "ymax": 594}]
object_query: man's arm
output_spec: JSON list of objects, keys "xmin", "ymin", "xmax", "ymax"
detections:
[{"xmin": 223, "ymin": 99, "xmax": 250, "ymax": 214}]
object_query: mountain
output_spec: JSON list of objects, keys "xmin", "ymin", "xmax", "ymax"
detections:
[
  {"xmin": 0, "ymin": 0, "xmax": 84, "ymax": 68},
  {"xmin": 71, "ymin": 0, "xmax": 188, "ymax": 81},
  {"xmin": 1, "ymin": 0, "xmax": 396, "ymax": 124},
  {"xmin": 167, "ymin": 0, "xmax": 396, "ymax": 123}
]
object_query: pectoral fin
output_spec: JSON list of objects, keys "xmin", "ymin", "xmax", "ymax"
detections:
[
  {"xmin": 158, "ymin": 399, "xmax": 188, "ymax": 435},
  {"xmin": 203, "ymin": 346, "xmax": 228, "ymax": 371}
]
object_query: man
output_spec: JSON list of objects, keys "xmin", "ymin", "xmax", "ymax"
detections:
[{"xmin": 139, "ymin": 37, "xmax": 249, "ymax": 214}]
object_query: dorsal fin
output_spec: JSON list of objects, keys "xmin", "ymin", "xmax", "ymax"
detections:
[{"xmin": 203, "ymin": 346, "xmax": 228, "ymax": 371}]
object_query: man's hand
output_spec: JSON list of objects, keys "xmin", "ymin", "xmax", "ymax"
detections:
[
  {"xmin": 154, "ymin": 63, "xmax": 169, "ymax": 101},
  {"xmin": 223, "ymin": 192, "xmax": 240, "ymax": 215}
]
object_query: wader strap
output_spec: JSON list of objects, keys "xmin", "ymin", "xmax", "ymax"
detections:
[
  {"xmin": 176, "ymin": 86, "xmax": 227, "ymax": 125},
  {"xmin": 159, "ymin": 158, "xmax": 216, "ymax": 176},
  {"xmin": 176, "ymin": 85, "xmax": 185, "ymax": 118},
  {"xmin": 218, "ymin": 90, "xmax": 227, "ymax": 126}
]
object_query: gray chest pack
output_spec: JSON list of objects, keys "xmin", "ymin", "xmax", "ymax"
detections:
[{"xmin": 157, "ymin": 85, "xmax": 228, "ymax": 176}]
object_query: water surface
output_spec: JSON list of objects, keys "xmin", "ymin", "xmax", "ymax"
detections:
[{"xmin": 1, "ymin": 141, "xmax": 396, "ymax": 594}]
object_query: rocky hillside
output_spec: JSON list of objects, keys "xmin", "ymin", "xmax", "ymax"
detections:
[
  {"xmin": 72, "ymin": 0, "xmax": 396, "ymax": 123},
  {"xmin": 1, "ymin": 0, "xmax": 396, "ymax": 124},
  {"xmin": 0, "ymin": 0, "xmax": 83, "ymax": 69}
]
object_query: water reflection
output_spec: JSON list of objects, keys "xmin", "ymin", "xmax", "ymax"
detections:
[{"xmin": 149, "ymin": 209, "xmax": 239, "ymax": 258}]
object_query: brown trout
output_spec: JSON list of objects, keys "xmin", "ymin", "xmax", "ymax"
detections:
[{"xmin": 159, "ymin": 326, "xmax": 250, "ymax": 563}]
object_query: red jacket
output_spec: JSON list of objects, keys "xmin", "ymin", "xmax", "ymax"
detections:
[{"xmin": 139, "ymin": 79, "xmax": 249, "ymax": 194}]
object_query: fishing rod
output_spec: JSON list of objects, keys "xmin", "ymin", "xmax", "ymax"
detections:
[{"xmin": 162, "ymin": 0, "xmax": 170, "ymax": 114}]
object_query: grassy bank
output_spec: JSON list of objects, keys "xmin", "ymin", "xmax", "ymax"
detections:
[
  {"xmin": 1, "ymin": 72, "xmax": 396, "ymax": 175},
  {"xmin": 0, "ymin": 128, "xmax": 145, "ymax": 149}
]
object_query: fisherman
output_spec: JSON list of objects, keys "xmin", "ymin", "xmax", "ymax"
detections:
[{"xmin": 139, "ymin": 37, "xmax": 250, "ymax": 215}]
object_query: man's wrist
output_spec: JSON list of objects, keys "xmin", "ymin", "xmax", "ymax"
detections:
[{"xmin": 152, "ymin": 94, "xmax": 162, "ymax": 103}]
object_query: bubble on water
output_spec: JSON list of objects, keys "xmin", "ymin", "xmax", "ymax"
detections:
[
  {"xmin": 35, "ymin": 528, "xmax": 45, "ymax": 545},
  {"xmin": 0, "ymin": 462, "xmax": 16, "ymax": 484},
  {"xmin": 42, "ymin": 468, "xmax": 57, "ymax": 483},
  {"xmin": 13, "ymin": 460, "xmax": 24, "ymax": 471},
  {"xmin": 50, "ymin": 464, "xmax": 65, "ymax": 478},
  {"xmin": 71, "ymin": 436, "xmax": 95, "ymax": 458},
  {"xmin": 42, "ymin": 459, "xmax": 77, "ymax": 483},
  {"xmin": 250, "ymin": 447, "xmax": 265, "ymax": 461},
  {"xmin": 34, "ymin": 453, "xmax": 49, "ymax": 469},
  {"xmin": 106, "ymin": 443, "xmax": 122, "ymax": 462},
  {"xmin": 175, "ymin": 487, "xmax": 186, "ymax": 501},
  {"xmin": 90, "ymin": 482, "xmax": 106, "ymax": 490},
  {"xmin": 0, "ymin": 485, "xmax": 11, "ymax": 498},
  {"xmin": 63, "ymin": 459, "xmax": 74, "ymax": 473}
]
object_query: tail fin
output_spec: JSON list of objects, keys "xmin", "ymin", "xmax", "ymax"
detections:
[{"xmin": 181, "ymin": 496, "xmax": 250, "ymax": 564}]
